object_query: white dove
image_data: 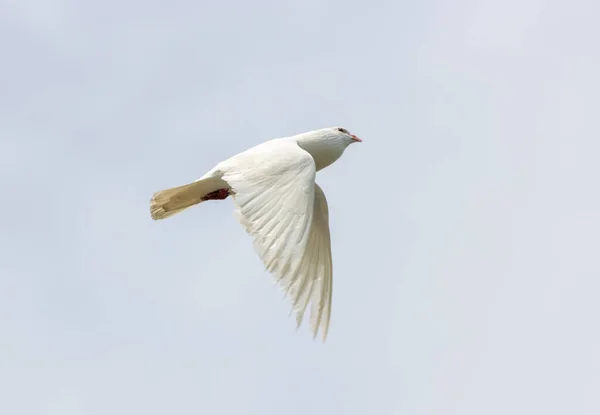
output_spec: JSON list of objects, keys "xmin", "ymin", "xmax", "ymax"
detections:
[{"xmin": 150, "ymin": 126, "xmax": 362, "ymax": 341}]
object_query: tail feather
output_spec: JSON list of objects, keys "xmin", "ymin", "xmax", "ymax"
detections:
[{"xmin": 150, "ymin": 177, "xmax": 226, "ymax": 220}]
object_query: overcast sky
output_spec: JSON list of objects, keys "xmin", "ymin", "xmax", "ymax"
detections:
[{"xmin": 1, "ymin": 0, "xmax": 599, "ymax": 414}]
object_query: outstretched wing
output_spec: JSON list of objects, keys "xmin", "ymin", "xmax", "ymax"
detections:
[{"xmin": 220, "ymin": 140, "xmax": 333, "ymax": 341}]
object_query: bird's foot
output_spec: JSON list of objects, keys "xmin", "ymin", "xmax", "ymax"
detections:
[{"xmin": 201, "ymin": 188, "xmax": 231, "ymax": 201}]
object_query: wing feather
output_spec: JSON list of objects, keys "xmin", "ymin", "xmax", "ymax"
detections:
[{"xmin": 220, "ymin": 141, "xmax": 334, "ymax": 340}]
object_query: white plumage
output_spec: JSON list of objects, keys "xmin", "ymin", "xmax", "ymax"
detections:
[{"xmin": 150, "ymin": 127, "xmax": 362, "ymax": 341}]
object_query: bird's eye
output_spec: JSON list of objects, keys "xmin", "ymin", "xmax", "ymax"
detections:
[{"xmin": 337, "ymin": 127, "xmax": 348, "ymax": 134}]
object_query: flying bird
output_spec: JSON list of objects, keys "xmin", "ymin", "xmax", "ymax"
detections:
[{"xmin": 150, "ymin": 127, "xmax": 362, "ymax": 341}]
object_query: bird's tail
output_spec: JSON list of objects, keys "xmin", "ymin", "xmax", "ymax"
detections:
[{"xmin": 150, "ymin": 177, "xmax": 226, "ymax": 220}]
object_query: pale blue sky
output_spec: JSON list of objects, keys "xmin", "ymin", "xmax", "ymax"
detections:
[{"xmin": 1, "ymin": 0, "xmax": 599, "ymax": 414}]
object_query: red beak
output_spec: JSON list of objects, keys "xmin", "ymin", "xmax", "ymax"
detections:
[{"xmin": 351, "ymin": 134, "xmax": 362, "ymax": 142}]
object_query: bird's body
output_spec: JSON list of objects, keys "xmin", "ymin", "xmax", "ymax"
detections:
[{"xmin": 150, "ymin": 127, "xmax": 361, "ymax": 341}]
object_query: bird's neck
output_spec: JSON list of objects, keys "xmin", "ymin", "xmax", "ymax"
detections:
[{"xmin": 295, "ymin": 134, "xmax": 348, "ymax": 171}]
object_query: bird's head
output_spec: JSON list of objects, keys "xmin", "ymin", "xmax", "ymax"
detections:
[{"xmin": 295, "ymin": 126, "xmax": 362, "ymax": 171}]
